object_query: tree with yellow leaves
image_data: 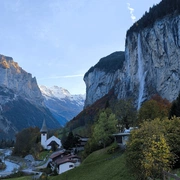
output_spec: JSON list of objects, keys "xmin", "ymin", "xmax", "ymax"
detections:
[
  {"xmin": 126, "ymin": 118, "xmax": 177, "ymax": 179},
  {"xmin": 141, "ymin": 134, "xmax": 173, "ymax": 179}
]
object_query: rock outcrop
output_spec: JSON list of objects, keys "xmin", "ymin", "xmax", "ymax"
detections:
[
  {"xmin": 0, "ymin": 55, "xmax": 43, "ymax": 105},
  {"xmin": 0, "ymin": 55, "xmax": 60, "ymax": 139},
  {"xmin": 84, "ymin": 14, "xmax": 180, "ymax": 109},
  {"xmin": 84, "ymin": 51, "xmax": 125, "ymax": 107}
]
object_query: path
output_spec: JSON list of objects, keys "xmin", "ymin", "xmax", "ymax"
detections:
[{"xmin": 0, "ymin": 149, "xmax": 20, "ymax": 178}]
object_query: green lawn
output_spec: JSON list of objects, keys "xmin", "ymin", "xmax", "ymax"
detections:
[
  {"xmin": 39, "ymin": 150, "xmax": 51, "ymax": 160},
  {"xmin": 49, "ymin": 147, "xmax": 135, "ymax": 180}
]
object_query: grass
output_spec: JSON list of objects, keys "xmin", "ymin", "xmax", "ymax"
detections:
[
  {"xmin": 4, "ymin": 145, "xmax": 135, "ymax": 180},
  {"xmin": 49, "ymin": 146, "xmax": 135, "ymax": 180},
  {"xmin": 38, "ymin": 150, "xmax": 51, "ymax": 160}
]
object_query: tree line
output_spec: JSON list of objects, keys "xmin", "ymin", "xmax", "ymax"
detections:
[
  {"xmin": 84, "ymin": 51, "xmax": 125, "ymax": 78},
  {"xmin": 127, "ymin": 0, "xmax": 180, "ymax": 37}
]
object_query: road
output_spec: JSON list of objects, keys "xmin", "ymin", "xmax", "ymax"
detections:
[{"xmin": 0, "ymin": 149, "xmax": 20, "ymax": 178}]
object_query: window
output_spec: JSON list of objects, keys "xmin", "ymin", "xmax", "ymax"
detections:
[{"xmin": 69, "ymin": 165, "xmax": 74, "ymax": 168}]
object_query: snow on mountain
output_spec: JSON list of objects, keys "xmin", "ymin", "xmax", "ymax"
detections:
[
  {"xmin": 40, "ymin": 85, "xmax": 71, "ymax": 99},
  {"xmin": 39, "ymin": 85, "xmax": 85, "ymax": 126}
]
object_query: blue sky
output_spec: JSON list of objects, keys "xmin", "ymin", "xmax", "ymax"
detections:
[{"xmin": 0, "ymin": 0, "xmax": 161, "ymax": 94}]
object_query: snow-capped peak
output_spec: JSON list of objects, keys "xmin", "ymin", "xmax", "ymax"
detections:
[
  {"xmin": 39, "ymin": 85, "xmax": 85, "ymax": 106},
  {"xmin": 39, "ymin": 85, "xmax": 71, "ymax": 99}
]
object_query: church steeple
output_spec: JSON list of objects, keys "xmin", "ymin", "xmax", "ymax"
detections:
[
  {"xmin": 41, "ymin": 119, "xmax": 48, "ymax": 149},
  {"xmin": 40, "ymin": 119, "xmax": 48, "ymax": 133}
]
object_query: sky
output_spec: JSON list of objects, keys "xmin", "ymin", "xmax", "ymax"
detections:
[{"xmin": 0, "ymin": 0, "xmax": 161, "ymax": 95}]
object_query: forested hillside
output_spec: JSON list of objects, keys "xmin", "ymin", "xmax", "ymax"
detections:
[
  {"xmin": 127, "ymin": 0, "xmax": 180, "ymax": 36},
  {"xmin": 84, "ymin": 51, "xmax": 125, "ymax": 78}
]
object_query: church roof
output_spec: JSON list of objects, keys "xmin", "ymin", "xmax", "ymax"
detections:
[
  {"xmin": 47, "ymin": 140, "xmax": 59, "ymax": 146},
  {"xmin": 40, "ymin": 119, "xmax": 48, "ymax": 133}
]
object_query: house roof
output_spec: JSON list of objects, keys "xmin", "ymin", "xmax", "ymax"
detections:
[
  {"xmin": 75, "ymin": 134, "xmax": 89, "ymax": 138},
  {"xmin": 55, "ymin": 154, "xmax": 79, "ymax": 166},
  {"xmin": 113, "ymin": 133, "xmax": 130, "ymax": 136},
  {"xmin": 55, "ymin": 157, "xmax": 75, "ymax": 166},
  {"xmin": 47, "ymin": 140, "xmax": 59, "ymax": 146},
  {"xmin": 50, "ymin": 151, "xmax": 65, "ymax": 159}
]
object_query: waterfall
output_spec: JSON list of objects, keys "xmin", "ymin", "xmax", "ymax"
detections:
[
  {"xmin": 137, "ymin": 34, "xmax": 145, "ymax": 110},
  {"xmin": 125, "ymin": 47, "xmax": 130, "ymax": 77}
]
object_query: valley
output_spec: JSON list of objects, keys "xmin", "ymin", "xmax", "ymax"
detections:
[{"xmin": 1, "ymin": 0, "xmax": 180, "ymax": 179}]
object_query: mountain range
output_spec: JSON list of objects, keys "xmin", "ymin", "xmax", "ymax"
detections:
[
  {"xmin": 39, "ymin": 85, "xmax": 85, "ymax": 126},
  {"xmin": 0, "ymin": 55, "xmax": 60, "ymax": 139},
  {"xmin": 0, "ymin": 55, "xmax": 84, "ymax": 139}
]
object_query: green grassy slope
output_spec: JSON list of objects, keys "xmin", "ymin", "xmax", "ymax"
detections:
[{"xmin": 50, "ymin": 147, "xmax": 135, "ymax": 180}]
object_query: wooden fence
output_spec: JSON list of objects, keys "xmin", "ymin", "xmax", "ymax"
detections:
[{"xmin": 163, "ymin": 171, "xmax": 180, "ymax": 180}]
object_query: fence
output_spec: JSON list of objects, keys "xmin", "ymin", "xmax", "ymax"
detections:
[{"xmin": 163, "ymin": 171, "xmax": 180, "ymax": 180}]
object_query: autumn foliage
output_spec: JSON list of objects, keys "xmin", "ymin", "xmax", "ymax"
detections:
[
  {"xmin": 126, "ymin": 118, "xmax": 179, "ymax": 179},
  {"xmin": 138, "ymin": 94, "xmax": 171, "ymax": 123}
]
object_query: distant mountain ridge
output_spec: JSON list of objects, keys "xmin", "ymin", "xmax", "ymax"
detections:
[
  {"xmin": 39, "ymin": 85, "xmax": 85, "ymax": 126},
  {"xmin": 0, "ymin": 54, "xmax": 60, "ymax": 139}
]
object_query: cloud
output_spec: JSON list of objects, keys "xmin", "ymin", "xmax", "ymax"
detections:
[
  {"xmin": 39, "ymin": 74, "xmax": 84, "ymax": 80},
  {"xmin": 127, "ymin": 3, "xmax": 136, "ymax": 23}
]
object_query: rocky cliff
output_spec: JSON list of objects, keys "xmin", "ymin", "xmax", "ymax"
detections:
[
  {"xmin": 0, "ymin": 55, "xmax": 60, "ymax": 139},
  {"xmin": 0, "ymin": 55, "xmax": 43, "ymax": 105},
  {"xmin": 84, "ymin": 14, "xmax": 180, "ymax": 109},
  {"xmin": 84, "ymin": 51, "xmax": 125, "ymax": 107}
]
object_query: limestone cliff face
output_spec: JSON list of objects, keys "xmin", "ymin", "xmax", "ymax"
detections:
[
  {"xmin": 0, "ymin": 55, "xmax": 60, "ymax": 139},
  {"xmin": 84, "ymin": 69, "xmax": 124, "ymax": 107},
  {"xmin": 84, "ymin": 52, "xmax": 125, "ymax": 107},
  {"xmin": 84, "ymin": 14, "xmax": 180, "ymax": 108},
  {"xmin": 0, "ymin": 55, "xmax": 43, "ymax": 105},
  {"xmin": 124, "ymin": 14, "xmax": 180, "ymax": 108}
]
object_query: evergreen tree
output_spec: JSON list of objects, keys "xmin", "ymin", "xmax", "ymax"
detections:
[
  {"xmin": 92, "ymin": 111, "xmax": 117, "ymax": 148},
  {"xmin": 169, "ymin": 93, "xmax": 180, "ymax": 118},
  {"xmin": 127, "ymin": 0, "xmax": 180, "ymax": 36},
  {"xmin": 63, "ymin": 132, "xmax": 79, "ymax": 150},
  {"xmin": 114, "ymin": 99, "xmax": 137, "ymax": 131}
]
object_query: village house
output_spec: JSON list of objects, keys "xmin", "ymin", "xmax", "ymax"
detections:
[
  {"xmin": 113, "ymin": 132, "xmax": 130, "ymax": 149},
  {"xmin": 49, "ymin": 150, "xmax": 80, "ymax": 174},
  {"xmin": 40, "ymin": 120, "xmax": 62, "ymax": 150},
  {"xmin": 75, "ymin": 134, "xmax": 89, "ymax": 151},
  {"xmin": 113, "ymin": 127, "xmax": 137, "ymax": 149}
]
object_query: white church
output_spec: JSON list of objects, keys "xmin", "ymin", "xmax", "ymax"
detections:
[{"xmin": 40, "ymin": 120, "xmax": 62, "ymax": 150}]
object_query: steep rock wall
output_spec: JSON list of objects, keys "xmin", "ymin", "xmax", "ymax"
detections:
[
  {"xmin": 124, "ymin": 14, "xmax": 180, "ymax": 108},
  {"xmin": 84, "ymin": 52, "xmax": 125, "ymax": 107},
  {"xmin": 0, "ymin": 55, "xmax": 43, "ymax": 105},
  {"xmin": 84, "ymin": 14, "xmax": 180, "ymax": 108},
  {"xmin": 0, "ymin": 55, "xmax": 60, "ymax": 139}
]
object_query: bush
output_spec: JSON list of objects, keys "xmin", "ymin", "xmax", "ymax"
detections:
[{"xmin": 107, "ymin": 142, "xmax": 119, "ymax": 154}]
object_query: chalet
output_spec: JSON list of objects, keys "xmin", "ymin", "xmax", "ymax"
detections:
[
  {"xmin": 113, "ymin": 127, "xmax": 137, "ymax": 149},
  {"xmin": 113, "ymin": 132, "xmax": 130, "ymax": 149},
  {"xmin": 75, "ymin": 134, "xmax": 89, "ymax": 151},
  {"xmin": 49, "ymin": 151, "xmax": 80, "ymax": 174},
  {"xmin": 50, "ymin": 151, "xmax": 65, "ymax": 162},
  {"xmin": 40, "ymin": 120, "xmax": 62, "ymax": 150}
]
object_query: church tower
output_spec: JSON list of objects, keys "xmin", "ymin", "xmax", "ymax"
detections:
[{"xmin": 40, "ymin": 119, "xmax": 48, "ymax": 149}]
